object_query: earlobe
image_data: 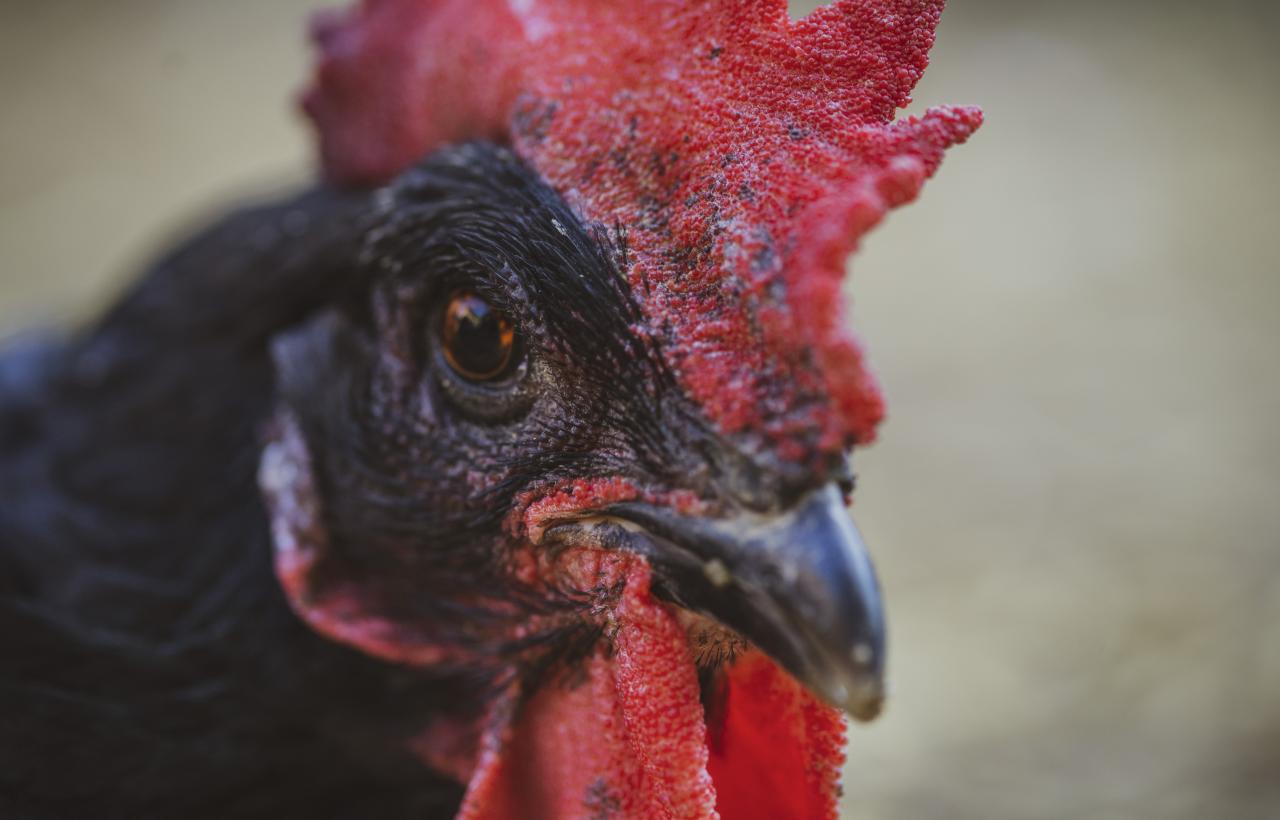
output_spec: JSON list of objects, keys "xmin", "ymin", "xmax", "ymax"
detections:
[
  {"xmin": 262, "ymin": 314, "xmax": 458, "ymax": 667},
  {"xmin": 258, "ymin": 404, "xmax": 459, "ymax": 667}
]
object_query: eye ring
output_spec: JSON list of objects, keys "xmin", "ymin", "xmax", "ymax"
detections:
[{"xmin": 439, "ymin": 290, "xmax": 518, "ymax": 382}]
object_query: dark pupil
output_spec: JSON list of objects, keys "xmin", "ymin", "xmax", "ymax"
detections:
[{"xmin": 442, "ymin": 292, "xmax": 515, "ymax": 380}]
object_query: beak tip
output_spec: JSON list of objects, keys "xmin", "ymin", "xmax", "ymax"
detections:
[
  {"xmin": 816, "ymin": 663, "xmax": 886, "ymax": 722},
  {"xmin": 845, "ymin": 678, "xmax": 886, "ymax": 722}
]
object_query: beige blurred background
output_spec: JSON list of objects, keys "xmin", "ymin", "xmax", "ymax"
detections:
[{"xmin": 2, "ymin": 1, "xmax": 1278, "ymax": 817}]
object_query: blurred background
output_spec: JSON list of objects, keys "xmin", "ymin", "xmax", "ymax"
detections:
[{"xmin": 2, "ymin": 0, "xmax": 1277, "ymax": 817}]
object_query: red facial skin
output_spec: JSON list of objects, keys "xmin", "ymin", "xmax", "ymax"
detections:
[{"xmin": 296, "ymin": 1, "xmax": 980, "ymax": 817}]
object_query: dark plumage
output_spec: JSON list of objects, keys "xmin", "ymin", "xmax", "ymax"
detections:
[{"xmin": 0, "ymin": 147, "xmax": 573, "ymax": 818}]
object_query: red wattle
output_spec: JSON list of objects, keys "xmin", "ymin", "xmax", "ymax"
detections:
[
  {"xmin": 453, "ymin": 562, "xmax": 846, "ymax": 819},
  {"xmin": 707, "ymin": 651, "xmax": 846, "ymax": 820}
]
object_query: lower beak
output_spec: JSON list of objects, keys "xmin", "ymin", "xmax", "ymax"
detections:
[{"xmin": 595, "ymin": 484, "xmax": 887, "ymax": 721}]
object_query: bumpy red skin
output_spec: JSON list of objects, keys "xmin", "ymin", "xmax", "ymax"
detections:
[{"xmin": 301, "ymin": 1, "xmax": 980, "ymax": 817}]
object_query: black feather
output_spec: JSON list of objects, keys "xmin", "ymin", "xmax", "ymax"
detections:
[{"xmin": 0, "ymin": 179, "xmax": 463, "ymax": 818}]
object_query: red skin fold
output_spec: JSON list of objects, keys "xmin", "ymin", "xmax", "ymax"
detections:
[{"xmin": 297, "ymin": 1, "xmax": 981, "ymax": 817}]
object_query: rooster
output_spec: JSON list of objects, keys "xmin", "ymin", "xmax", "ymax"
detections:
[{"xmin": 0, "ymin": 1, "xmax": 979, "ymax": 818}]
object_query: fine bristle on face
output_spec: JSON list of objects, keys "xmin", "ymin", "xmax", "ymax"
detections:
[{"xmin": 304, "ymin": 0, "xmax": 981, "ymax": 463}]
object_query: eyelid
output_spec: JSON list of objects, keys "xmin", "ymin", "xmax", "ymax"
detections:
[{"xmin": 430, "ymin": 343, "xmax": 535, "ymax": 423}]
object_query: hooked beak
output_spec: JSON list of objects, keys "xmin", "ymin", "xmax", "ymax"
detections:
[{"xmin": 552, "ymin": 484, "xmax": 886, "ymax": 721}]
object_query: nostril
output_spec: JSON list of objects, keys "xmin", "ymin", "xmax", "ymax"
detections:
[
  {"xmin": 697, "ymin": 439, "xmax": 808, "ymax": 514},
  {"xmin": 696, "ymin": 437, "xmax": 852, "ymax": 514},
  {"xmin": 697, "ymin": 443, "xmax": 776, "ymax": 513},
  {"xmin": 723, "ymin": 471, "xmax": 780, "ymax": 514},
  {"xmin": 773, "ymin": 476, "xmax": 812, "ymax": 511}
]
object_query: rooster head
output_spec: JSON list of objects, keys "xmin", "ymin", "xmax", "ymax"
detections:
[{"xmin": 260, "ymin": 1, "xmax": 980, "ymax": 816}]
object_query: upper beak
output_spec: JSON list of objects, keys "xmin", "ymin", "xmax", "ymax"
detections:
[{"xmin": 565, "ymin": 483, "xmax": 886, "ymax": 721}]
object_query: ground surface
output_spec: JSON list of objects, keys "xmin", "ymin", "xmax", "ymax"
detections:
[{"xmin": 2, "ymin": 1, "xmax": 1277, "ymax": 817}]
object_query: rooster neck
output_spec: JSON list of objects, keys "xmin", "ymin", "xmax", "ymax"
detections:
[{"xmin": 0, "ymin": 191, "xmax": 471, "ymax": 817}]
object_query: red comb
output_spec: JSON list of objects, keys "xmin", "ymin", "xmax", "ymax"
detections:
[{"xmin": 305, "ymin": 0, "xmax": 980, "ymax": 454}]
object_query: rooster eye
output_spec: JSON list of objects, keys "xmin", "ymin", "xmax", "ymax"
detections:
[{"xmin": 440, "ymin": 291, "xmax": 517, "ymax": 381}]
